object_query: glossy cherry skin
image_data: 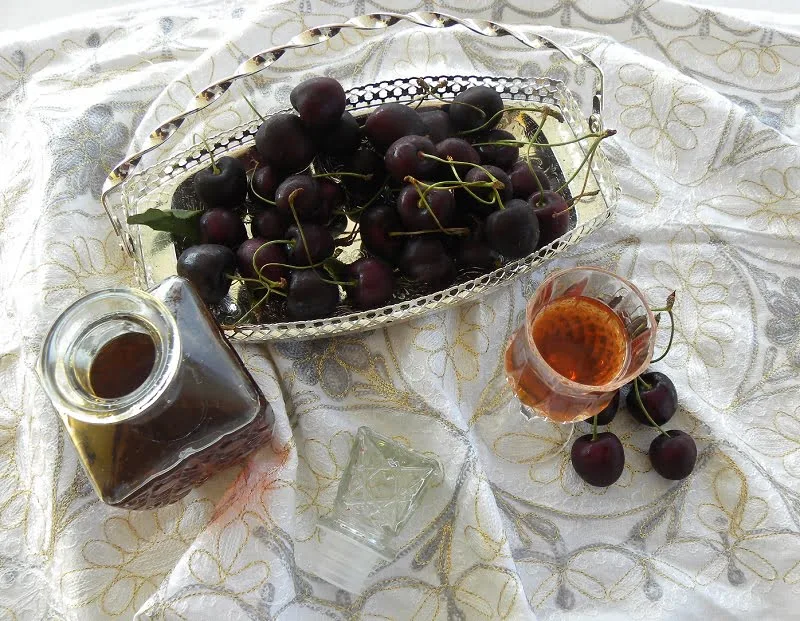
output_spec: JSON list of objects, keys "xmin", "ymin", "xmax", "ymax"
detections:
[
  {"xmin": 286, "ymin": 269, "xmax": 339, "ymax": 320},
  {"xmin": 570, "ymin": 432, "xmax": 625, "ymax": 487},
  {"xmin": 649, "ymin": 430, "xmax": 697, "ymax": 480},
  {"xmin": 593, "ymin": 390, "xmax": 620, "ymax": 426},
  {"xmin": 528, "ymin": 190, "xmax": 570, "ymax": 248},
  {"xmin": 626, "ymin": 372, "xmax": 678, "ymax": 427},
  {"xmin": 194, "ymin": 156, "xmax": 247, "ymax": 208},
  {"xmin": 177, "ymin": 244, "xmax": 236, "ymax": 304},
  {"xmin": 347, "ymin": 257, "xmax": 394, "ymax": 309}
]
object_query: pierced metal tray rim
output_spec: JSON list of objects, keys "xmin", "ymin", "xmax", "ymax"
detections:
[{"xmin": 108, "ymin": 15, "xmax": 619, "ymax": 342}]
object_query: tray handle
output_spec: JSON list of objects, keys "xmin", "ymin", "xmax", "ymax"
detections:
[{"xmin": 101, "ymin": 11, "xmax": 604, "ymax": 256}]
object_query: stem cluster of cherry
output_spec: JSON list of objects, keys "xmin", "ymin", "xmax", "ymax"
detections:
[
  {"xmin": 570, "ymin": 293, "xmax": 698, "ymax": 487},
  {"xmin": 174, "ymin": 76, "xmax": 612, "ymax": 322}
]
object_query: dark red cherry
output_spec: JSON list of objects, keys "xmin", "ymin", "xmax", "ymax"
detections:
[
  {"xmin": 593, "ymin": 390, "xmax": 620, "ymax": 426},
  {"xmin": 199, "ymin": 208, "xmax": 246, "ymax": 248},
  {"xmin": 396, "ymin": 185, "xmax": 455, "ymax": 231},
  {"xmin": 626, "ymin": 372, "xmax": 678, "ymax": 427},
  {"xmin": 177, "ymin": 244, "xmax": 236, "ymax": 304},
  {"xmin": 570, "ymin": 432, "xmax": 625, "ymax": 487},
  {"xmin": 255, "ymin": 113, "xmax": 316, "ymax": 173},
  {"xmin": 509, "ymin": 161, "xmax": 550, "ymax": 199},
  {"xmin": 475, "ymin": 129, "xmax": 519, "ymax": 170},
  {"xmin": 249, "ymin": 164, "xmax": 281, "ymax": 205},
  {"xmin": 251, "ymin": 208, "xmax": 288, "ymax": 241},
  {"xmin": 364, "ymin": 103, "xmax": 427, "ymax": 151},
  {"xmin": 236, "ymin": 238, "xmax": 288, "ymax": 284},
  {"xmin": 484, "ymin": 203, "xmax": 539, "ymax": 259},
  {"xmin": 194, "ymin": 156, "xmax": 247, "ymax": 208},
  {"xmin": 290, "ymin": 76, "xmax": 346, "ymax": 130},
  {"xmin": 448, "ymin": 86, "xmax": 503, "ymax": 132},
  {"xmin": 347, "ymin": 257, "xmax": 394, "ymax": 309},
  {"xmin": 286, "ymin": 223, "xmax": 335, "ymax": 266},
  {"xmin": 384, "ymin": 135, "xmax": 438, "ymax": 182},
  {"xmin": 649, "ymin": 430, "xmax": 697, "ymax": 480},
  {"xmin": 399, "ymin": 238, "xmax": 455, "ymax": 287},
  {"xmin": 419, "ymin": 108, "xmax": 454, "ymax": 143},
  {"xmin": 286, "ymin": 269, "xmax": 339, "ymax": 320},
  {"xmin": 528, "ymin": 190, "xmax": 570, "ymax": 248},
  {"xmin": 358, "ymin": 203, "xmax": 405, "ymax": 262}
]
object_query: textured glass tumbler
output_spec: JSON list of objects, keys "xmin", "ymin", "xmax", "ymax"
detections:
[
  {"xmin": 505, "ymin": 266, "xmax": 657, "ymax": 424},
  {"xmin": 313, "ymin": 427, "xmax": 441, "ymax": 594}
]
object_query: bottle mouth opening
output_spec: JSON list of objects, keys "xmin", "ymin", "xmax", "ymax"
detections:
[
  {"xmin": 37, "ymin": 288, "xmax": 181, "ymax": 425},
  {"xmin": 70, "ymin": 315, "xmax": 160, "ymax": 404}
]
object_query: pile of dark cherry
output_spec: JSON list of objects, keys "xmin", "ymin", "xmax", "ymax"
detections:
[
  {"xmin": 173, "ymin": 76, "xmax": 572, "ymax": 321},
  {"xmin": 572, "ymin": 368, "xmax": 698, "ymax": 486}
]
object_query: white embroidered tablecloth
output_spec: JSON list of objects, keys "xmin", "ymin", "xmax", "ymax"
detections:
[{"xmin": 2, "ymin": 1, "xmax": 800, "ymax": 619}]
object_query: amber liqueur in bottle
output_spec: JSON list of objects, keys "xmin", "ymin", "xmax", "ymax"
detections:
[{"xmin": 38, "ymin": 276, "xmax": 273, "ymax": 509}]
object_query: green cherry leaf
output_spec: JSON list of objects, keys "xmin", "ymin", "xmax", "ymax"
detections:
[{"xmin": 127, "ymin": 208, "xmax": 202, "ymax": 244}]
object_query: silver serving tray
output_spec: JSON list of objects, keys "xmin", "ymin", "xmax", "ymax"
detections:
[{"xmin": 101, "ymin": 13, "xmax": 619, "ymax": 342}]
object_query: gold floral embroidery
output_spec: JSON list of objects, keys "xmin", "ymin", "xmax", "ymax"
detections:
[
  {"xmin": 409, "ymin": 304, "xmax": 494, "ymax": 396},
  {"xmin": 698, "ymin": 166, "xmax": 800, "ymax": 241},
  {"xmin": 667, "ymin": 36, "xmax": 800, "ymax": 79},
  {"xmin": 616, "ymin": 63, "xmax": 708, "ymax": 173},
  {"xmin": 743, "ymin": 407, "xmax": 800, "ymax": 479},
  {"xmin": 60, "ymin": 499, "xmax": 212, "ymax": 616},
  {"xmin": 394, "ymin": 31, "xmax": 447, "ymax": 75}
]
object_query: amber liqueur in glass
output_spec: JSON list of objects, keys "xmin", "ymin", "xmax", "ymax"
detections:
[{"xmin": 506, "ymin": 295, "xmax": 628, "ymax": 422}]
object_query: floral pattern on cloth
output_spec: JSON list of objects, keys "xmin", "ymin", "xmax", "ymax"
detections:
[{"xmin": 1, "ymin": 1, "xmax": 800, "ymax": 619}]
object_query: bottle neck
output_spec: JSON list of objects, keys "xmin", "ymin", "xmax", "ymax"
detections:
[{"xmin": 38, "ymin": 288, "xmax": 181, "ymax": 426}]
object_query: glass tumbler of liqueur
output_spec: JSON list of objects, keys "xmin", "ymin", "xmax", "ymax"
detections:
[
  {"xmin": 311, "ymin": 426, "xmax": 442, "ymax": 594},
  {"xmin": 505, "ymin": 267, "xmax": 659, "ymax": 450},
  {"xmin": 37, "ymin": 276, "xmax": 274, "ymax": 510}
]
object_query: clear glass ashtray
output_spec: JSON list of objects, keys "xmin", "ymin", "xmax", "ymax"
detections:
[{"xmin": 101, "ymin": 14, "xmax": 620, "ymax": 342}]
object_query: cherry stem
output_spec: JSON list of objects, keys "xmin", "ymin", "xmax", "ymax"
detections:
[
  {"xmin": 320, "ymin": 276, "xmax": 355, "ymax": 287},
  {"xmin": 554, "ymin": 131, "xmax": 615, "ymax": 195},
  {"xmin": 638, "ymin": 376, "xmax": 653, "ymax": 391},
  {"xmin": 194, "ymin": 133, "xmax": 219, "ymax": 175},
  {"xmin": 492, "ymin": 187, "xmax": 506, "ymax": 210},
  {"xmin": 592, "ymin": 414, "xmax": 598, "ymax": 441},
  {"xmin": 242, "ymin": 94, "xmax": 266, "ymax": 123},
  {"xmin": 650, "ymin": 309, "xmax": 675, "ymax": 364},
  {"xmin": 567, "ymin": 189, "xmax": 600, "ymax": 206},
  {"xmin": 471, "ymin": 131, "xmax": 612, "ymax": 149},
  {"xmin": 419, "ymin": 153, "xmax": 503, "ymax": 187},
  {"xmin": 576, "ymin": 138, "xmax": 599, "ymax": 201},
  {"xmin": 336, "ymin": 224, "xmax": 360, "ymax": 246},
  {"xmin": 342, "ymin": 174, "xmax": 389, "ymax": 217},
  {"xmin": 407, "ymin": 179, "xmax": 448, "ymax": 233},
  {"xmin": 633, "ymin": 377, "xmax": 670, "ymax": 437},
  {"xmin": 313, "ymin": 171, "xmax": 373, "ymax": 180},
  {"xmin": 389, "ymin": 227, "xmax": 470, "ymax": 237},
  {"xmin": 517, "ymin": 102, "xmax": 554, "ymax": 206},
  {"xmin": 417, "ymin": 155, "xmax": 506, "ymax": 207},
  {"xmin": 250, "ymin": 239, "xmax": 292, "ymax": 286},
  {"xmin": 249, "ymin": 175, "xmax": 276, "ymax": 205},
  {"xmin": 233, "ymin": 275, "xmax": 287, "ymax": 294},
  {"xmin": 236, "ymin": 286, "xmax": 284, "ymax": 325},
  {"xmin": 287, "ymin": 188, "xmax": 314, "ymax": 266},
  {"xmin": 447, "ymin": 98, "xmax": 487, "ymax": 118},
  {"xmin": 457, "ymin": 105, "xmax": 537, "ymax": 136},
  {"xmin": 447, "ymin": 163, "xmax": 497, "ymax": 206},
  {"xmin": 412, "ymin": 77, "xmax": 448, "ymax": 109},
  {"xmin": 526, "ymin": 142, "xmax": 546, "ymax": 203}
]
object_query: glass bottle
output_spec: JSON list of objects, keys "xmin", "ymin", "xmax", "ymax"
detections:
[
  {"xmin": 313, "ymin": 426, "xmax": 442, "ymax": 594},
  {"xmin": 37, "ymin": 276, "xmax": 273, "ymax": 510}
]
